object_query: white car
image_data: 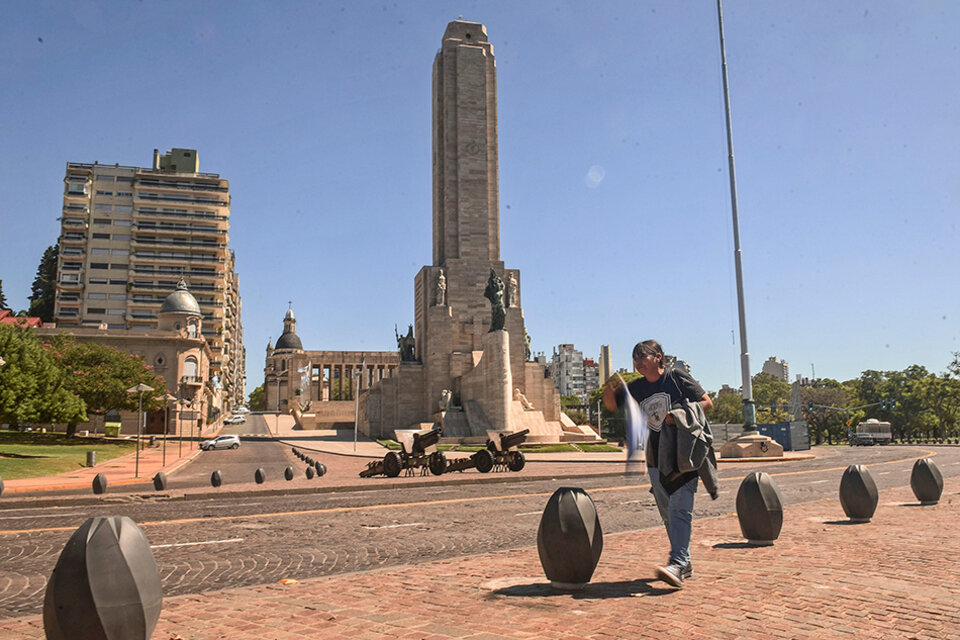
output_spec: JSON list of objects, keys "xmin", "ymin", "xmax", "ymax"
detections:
[
  {"xmin": 200, "ymin": 434, "xmax": 241, "ymax": 451},
  {"xmin": 235, "ymin": 406, "xmax": 250, "ymax": 414},
  {"xmin": 225, "ymin": 415, "xmax": 246, "ymax": 424}
]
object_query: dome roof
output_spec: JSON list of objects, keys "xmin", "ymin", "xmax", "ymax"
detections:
[
  {"xmin": 160, "ymin": 279, "xmax": 201, "ymax": 315},
  {"xmin": 274, "ymin": 331, "xmax": 303, "ymax": 351}
]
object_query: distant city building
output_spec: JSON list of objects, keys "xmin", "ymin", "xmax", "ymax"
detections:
[
  {"xmin": 718, "ymin": 384, "xmax": 738, "ymax": 396},
  {"xmin": 664, "ymin": 355, "xmax": 690, "ymax": 375},
  {"xmin": 0, "ymin": 310, "xmax": 43, "ymax": 328},
  {"xmin": 599, "ymin": 345, "xmax": 612, "ymax": 385},
  {"xmin": 583, "ymin": 358, "xmax": 600, "ymax": 398},
  {"xmin": 53, "ymin": 148, "xmax": 245, "ymax": 408},
  {"xmin": 762, "ymin": 356, "xmax": 790, "ymax": 382},
  {"xmin": 551, "ymin": 344, "xmax": 586, "ymax": 399}
]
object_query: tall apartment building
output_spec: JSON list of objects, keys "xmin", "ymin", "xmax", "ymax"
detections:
[
  {"xmin": 54, "ymin": 148, "xmax": 245, "ymax": 408},
  {"xmin": 551, "ymin": 344, "xmax": 586, "ymax": 399},
  {"xmin": 598, "ymin": 345, "xmax": 612, "ymax": 386},
  {"xmin": 762, "ymin": 356, "xmax": 789, "ymax": 382},
  {"xmin": 583, "ymin": 357, "xmax": 600, "ymax": 398}
]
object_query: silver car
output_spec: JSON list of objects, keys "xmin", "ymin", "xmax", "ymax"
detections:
[{"xmin": 199, "ymin": 434, "xmax": 241, "ymax": 451}]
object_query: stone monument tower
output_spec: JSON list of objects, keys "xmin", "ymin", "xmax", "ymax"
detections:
[{"xmin": 363, "ymin": 21, "xmax": 586, "ymax": 442}]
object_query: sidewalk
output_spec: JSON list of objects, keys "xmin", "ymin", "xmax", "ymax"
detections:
[
  {"xmin": 2, "ymin": 482, "xmax": 955, "ymax": 639},
  {"xmin": 1, "ymin": 436, "xmax": 208, "ymax": 494}
]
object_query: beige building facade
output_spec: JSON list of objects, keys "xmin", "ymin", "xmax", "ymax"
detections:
[
  {"xmin": 37, "ymin": 280, "xmax": 221, "ymax": 438},
  {"xmin": 53, "ymin": 148, "xmax": 245, "ymax": 410}
]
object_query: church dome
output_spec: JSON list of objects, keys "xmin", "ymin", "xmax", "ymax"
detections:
[
  {"xmin": 274, "ymin": 331, "xmax": 303, "ymax": 351},
  {"xmin": 160, "ymin": 279, "xmax": 201, "ymax": 315}
]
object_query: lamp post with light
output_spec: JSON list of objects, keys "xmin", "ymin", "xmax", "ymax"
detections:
[{"xmin": 126, "ymin": 383, "xmax": 154, "ymax": 478}]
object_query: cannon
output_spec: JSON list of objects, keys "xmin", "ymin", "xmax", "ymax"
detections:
[
  {"xmin": 443, "ymin": 429, "xmax": 530, "ymax": 474},
  {"xmin": 360, "ymin": 427, "xmax": 447, "ymax": 478}
]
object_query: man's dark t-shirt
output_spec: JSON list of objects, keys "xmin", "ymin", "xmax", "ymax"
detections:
[{"xmin": 616, "ymin": 367, "xmax": 706, "ymax": 471}]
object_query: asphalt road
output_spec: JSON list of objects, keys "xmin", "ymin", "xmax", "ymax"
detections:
[{"xmin": 1, "ymin": 445, "xmax": 958, "ymax": 618}]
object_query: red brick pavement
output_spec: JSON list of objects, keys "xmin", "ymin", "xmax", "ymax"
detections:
[{"xmin": 2, "ymin": 484, "xmax": 957, "ymax": 639}]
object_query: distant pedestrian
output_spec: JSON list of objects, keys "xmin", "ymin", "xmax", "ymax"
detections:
[{"xmin": 603, "ymin": 339, "xmax": 714, "ymax": 588}]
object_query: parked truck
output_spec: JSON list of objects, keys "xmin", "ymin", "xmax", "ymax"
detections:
[{"xmin": 848, "ymin": 418, "xmax": 892, "ymax": 446}]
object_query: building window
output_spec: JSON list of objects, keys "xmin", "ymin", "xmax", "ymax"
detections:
[
  {"xmin": 88, "ymin": 277, "xmax": 107, "ymax": 284},
  {"xmin": 114, "ymin": 220, "xmax": 131, "ymax": 227},
  {"xmin": 116, "ymin": 192, "xmax": 133, "ymax": 197},
  {"xmin": 188, "ymin": 320, "xmax": 197, "ymax": 338},
  {"xmin": 96, "ymin": 175, "xmax": 114, "ymax": 182},
  {"xmin": 109, "ymin": 279, "xmax": 127, "ymax": 285},
  {"xmin": 88, "ymin": 293, "xmax": 106, "ymax": 300},
  {"xmin": 90, "ymin": 263, "xmax": 108, "ymax": 269},
  {"xmin": 96, "ymin": 190, "xmax": 113, "ymax": 196},
  {"xmin": 95, "ymin": 204, "xmax": 112, "ymax": 211},
  {"xmin": 114, "ymin": 205, "xmax": 132, "ymax": 212},
  {"xmin": 91, "ymin": 248, "xmax": 109, "ymax": 255},
  {"xmin": 87, "ymin": 308, "xmax": 105, "ymax": 315},
  {"xmin": 92, "ymin": 233, "xmax": 110, "ymax": 239},
  {"xmin": 113, "ymin": 234, "xmax": 130, "ymax": 241},
  {"xmin": 60, "ymin": 274, "xmax": 80, "ymax": 283},
  {"xmin": 183, "ymin": 357, "xmax": 198, "ymax": 379},
  {"xmin": 112, "ymin": 249, "xmax": 129, "ymax": 256},
  {"xmin": 93, "ymin": 218, "xmax": 111, "ymax": 225},
  {"xmin": 106, "ymin": 309, "xmax": 124, "ymax": 315}
]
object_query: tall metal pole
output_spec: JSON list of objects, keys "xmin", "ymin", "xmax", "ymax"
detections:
[
  {"xmin": 135, "ymin": 391, "xmax": 143, "ymax": 478},
  {"xmin": 354, "ymin": 358, "xmax": 364, "ymax": 452},
  {"xmin": 163, "ymin": 401, "xmax": 168, "ymax": 468},
  {"xmin": 716, "ymin": 0, "xmax": 756, "ymax": 430}
]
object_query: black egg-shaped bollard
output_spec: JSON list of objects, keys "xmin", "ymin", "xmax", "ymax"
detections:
[
  {"xmin": 43, "ymin": 516, "xmax": 162, "ymax": 640},
  {"xmin": 254, "ymin": 468, "xmax": 266, "ymax": 484},
  {"xmin": 284, "ymin": 466, "xmax": 294, "ymax": 481},
  {"xmin": 210, "ymin": 470, "xmax": 222, "ymax": 488},
  {"xmin": 305, "ymin": 466, "xmax": 315, "ymax": 479},
  {"xmin": 292, "ymin": 448, "xmax": 298, "ymax": 457},
  {"xmin": 537, "ymin": 487, "xmax": 603, "ymax": 590},
  {"xmin": 92, "ymin": 473, "xmax": 108, "ymax": 495},
  {"xmin": 305, "ymin": 457, "xmax": 314, "ymax": 466},
  {"xmin": 910, "ymin": 458, "xmax": 943, "ymax": 505},
  {"xmin": 317, "ymin": 463, "xmax": 327, "ymax": 477},
  {"xmin": 839, "ymin": 464, "xmax": 879, "ymax": 522},
  {"xmin": 152, "ymin": 472, "xmax": 167, "ymax": 491},
  {"xmin": 735, "ymin": 472, "xmax": 783, "ymax": 545}
]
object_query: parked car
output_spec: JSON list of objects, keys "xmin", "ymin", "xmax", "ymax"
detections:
[
  {"xmin": 225, "ymin": 415, "xmax": 246, "ymax": 424},
  {"xmin": 199, "ymin": 434, "xmax": 241, "ymax": 451},
  {"xmin": 234, "ymin": 406, "xmax": 250, "ymax": 414}
]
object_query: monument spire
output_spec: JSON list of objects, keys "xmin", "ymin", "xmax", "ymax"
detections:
[{"xmin": 432, "ymin": 20, "xmax": 499, "ymax": 266}]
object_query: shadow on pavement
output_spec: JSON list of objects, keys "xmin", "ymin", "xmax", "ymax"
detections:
[{"xmin": 491, "ymin": 578, "xmax": 675, "ymax": 600}]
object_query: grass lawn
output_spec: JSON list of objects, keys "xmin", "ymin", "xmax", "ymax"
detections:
[
  {"xmin": 0, "ymin": 430, "xmax": 137, "ymax": 480},
  {"xmin": 579, "ymin": 443, "xmax": 623, "ymax": 453},
  {"xmin": 518, "ymin": 443, "xmax": 580, "ymax": 453}
]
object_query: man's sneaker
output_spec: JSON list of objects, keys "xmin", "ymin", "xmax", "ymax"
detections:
[
  {"xmin": 655, "ymin": 563, "xmax": 685, "ymax": 588},
  {"xmin": 681, "ymin": 562, "xmax": 693, "ymax": 580}
]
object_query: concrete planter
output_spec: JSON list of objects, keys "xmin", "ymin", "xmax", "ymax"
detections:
[
  {"xmin": 910, "ymin": 458, "xmax": 943, "ymax": 505},
  {"xmin": 839, "ymin": 464, "xmax": 878, "ymax": 522},
  {"xmin": 43, "ymin": 516, "xmax": 162, "ymax": 640},
  {"xmin": 735, "ymin": 471, "xmax": 783, "ymax": 545},
  {"xmin": 536, "ymin": 487, "xmax": 603, "ymax": 590}
]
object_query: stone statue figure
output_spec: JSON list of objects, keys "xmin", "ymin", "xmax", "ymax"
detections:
[
  {"xmin": 395, "ymin": 324, "xmax": 417, "ymax": 362},
  {"xmin": 524, "ymin": 328, "xmax": 532, "ymax": 361},
  {"xmin": 508, "ymin": 273, "xmax": 518, "ymax": 308},
  {"xmin": 483, "ymin": 268, "xmax": 506, "ymax": 332},
  {"xmin": 439, "ymin": 389, "xmax": 452, "ymax": 412},
  {"xmin": 435, "ymin": 269, "xmax": 447, "ymax": 306}
]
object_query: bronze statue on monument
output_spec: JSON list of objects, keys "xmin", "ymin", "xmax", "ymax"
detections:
[
  {"xmin": 395, "ymin": 324, "xmax": 417, "ymax": 362},
  {"xmin": 484, "ymin": 268, "xmax": 506, "ymax": 332}
]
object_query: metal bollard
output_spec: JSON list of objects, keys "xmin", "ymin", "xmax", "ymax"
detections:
[
  {"xmin": 86, "ymin": 450, "xmax": 97, "ymax": 467},
  {"xmin": 92, "ymin": 473, "xmax": 108, "ymax": 495},
  {"xmin": 537, "ymin": 487, "xmax": 603, "ymax": 590}
]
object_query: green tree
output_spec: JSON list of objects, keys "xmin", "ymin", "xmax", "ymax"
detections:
[
  {"xmin": 0, "ymin": 324, "xmax": 86, "ymax": 425},
  {"xmin": 0, "ymin": 279, "xmax": 8, "ymax": 310},
  {"xmin": 28, "ymin": 244, "xmax": 58, "ymax": 322},
  {"xmin": 42, "ymin": 335, "xmax": 166, "ymax": 436},
  {"xmin": 802, "ymin": 383, "xmax": 853, "ymax": 445},
  {"xmin": 248, "ymin": 383, "xmax": 266, "ymax": 411},
  {"xmin": 751, "ymin": 372, "xmax": 792, "ymax": 423},
  {"xmin": 912, "ymin": 374, "xmax": 960, "ymax": 439},
  {"xmin": 709, "ymin": 392, "xmax": 743, "ymax": 424}
]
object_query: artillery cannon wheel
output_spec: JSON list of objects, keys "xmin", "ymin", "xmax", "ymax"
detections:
[
  {"xmin": 428, "ymin": 451, "xmax": 447, "ymax": 476},
  {"xmin": 474, "ymin": 449, "xmax": 495, "ymax": 473},
  {"xmin": 507, "ymin": 450, "xmax": 525, "ymax": 472},
  {"xmin": 383, "ymin": 451, "xmax": 403, "ymax": 478}
]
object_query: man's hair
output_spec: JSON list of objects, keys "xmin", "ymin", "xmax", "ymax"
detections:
[{"xmin": 632, "ymin": 339, "xmax": 664, "ymax": 362}]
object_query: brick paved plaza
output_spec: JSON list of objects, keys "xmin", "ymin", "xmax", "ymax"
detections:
[{"xmin": 2, "ymin": 480, "xmax": 956, "ymax": 639}]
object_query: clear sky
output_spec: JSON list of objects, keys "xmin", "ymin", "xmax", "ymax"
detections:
[{"xmin": 1, "ymin": 1, "xmax": 957, "ymax": 394}]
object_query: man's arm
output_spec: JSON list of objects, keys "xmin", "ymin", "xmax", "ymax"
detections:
[
  {"xmin": 699, "ymin": 393, "xmax": 714, "ymax": 412},
  {"xmin": 602, "ymin": 376, "xmax": 623, "ymax": 412}
]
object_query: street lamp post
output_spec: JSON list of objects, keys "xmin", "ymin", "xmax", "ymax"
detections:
[
  {"xmin": 162, "ymin": 393, "xmax": 176, "ymax": 467},
  {"xmin": 126, "ymin": 383, "xmax": 154, "ymax": 478},
  {"xmin": 354, "ymin": 358, "xmax": 365, "ymax": 452}
]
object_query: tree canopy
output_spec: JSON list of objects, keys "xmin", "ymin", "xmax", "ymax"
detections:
[
  {"xmin": 28, "ymin": 244, "xmax": 58, "ymax": 322},
  {"xmin": 248, "ymin": 383, "xmax": 266, "ymax": 411},
  {"xmin": 0, "ymin": 325, "xmax": 86, "ymax": 425}
]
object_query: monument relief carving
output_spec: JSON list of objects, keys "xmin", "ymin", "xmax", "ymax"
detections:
[{"xmin": 435, "ymin": 269, "xmax": 447, "ymax": 306}]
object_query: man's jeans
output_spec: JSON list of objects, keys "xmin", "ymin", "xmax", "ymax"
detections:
[{"xmin": 648, "ymin": 467, "xmax": 697, "ymax": 567}]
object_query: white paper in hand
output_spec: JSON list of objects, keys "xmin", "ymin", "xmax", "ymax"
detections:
[{"xmin": 622, "ymin": 382, "xmax": 647, "ymax": 467}]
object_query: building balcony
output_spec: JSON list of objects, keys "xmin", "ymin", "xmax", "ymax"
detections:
[
  {"xmin": 131, "ymin": 237, "xmax": 226, "ymax": 251},
  {"xmin": 60, "ymin": 234, "xmax": 87, "ymax": 246},
  {"xmin": 130, "ymin": 252, "xmax": 226, "ymax": 267},
  {"xmin": 134, "ymin": 223, "xmax": 226, "ymax": 237}
]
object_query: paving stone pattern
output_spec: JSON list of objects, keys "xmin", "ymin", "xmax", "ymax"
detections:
[{"xmin": 2, "ymin": 484, "xmax": 958, "ymax": 639}]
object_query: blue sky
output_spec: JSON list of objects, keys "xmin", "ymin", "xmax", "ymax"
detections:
[{"xmin": 1, "ymin": 1, "xmax": 957, "ymax": 394}]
